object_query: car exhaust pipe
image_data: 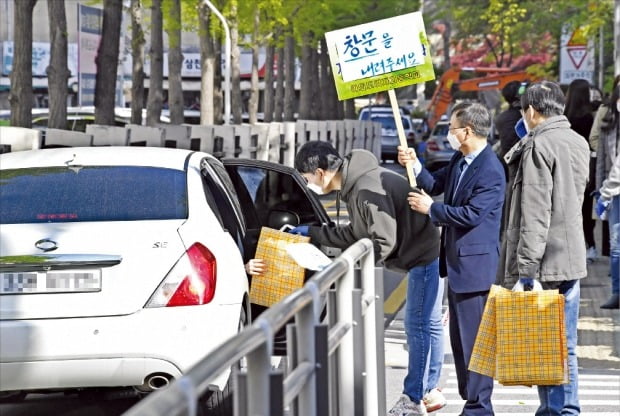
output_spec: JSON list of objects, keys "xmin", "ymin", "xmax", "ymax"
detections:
[
  {"xmin": 147, "ymin": 374, "xmax": 170, "ymax": 390},
  {"xmin": 135, "ymin": 373, "xmax": 172, "ymax": 392}
]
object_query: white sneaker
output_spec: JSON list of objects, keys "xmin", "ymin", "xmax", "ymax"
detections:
[
  {"xmin": 388, "ymin": 394, "xmax": 428, "ymax": 416},
  {"xmin": 586, "ymin": 246, "xmax": 597, "ymax": 263},
  {"xmin": 423, "ymin": 388, "xmax": 447, "ymax": 413}
]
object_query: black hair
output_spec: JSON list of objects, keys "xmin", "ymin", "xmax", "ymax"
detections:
[
  {"xmin": 501, "ymin": 81, "xmax": 523, "ymax": 107},
  {"xmin": 294, "ymin": 140, "xmax": 343, "ymax": 174},
  {"xmin": 564, "ymin": 79, "xmax": 592, "ymax": 119},
  {"xmin": 521, "ymin": 81, "xmax": 565, "ymax": 117},
  {"xmin": 451, "ymin": 102, "xmax": 492, "ymax": 138},
  {"xmin": 601, "ymin": 75, "xmax": 620, "ymax": 133}
]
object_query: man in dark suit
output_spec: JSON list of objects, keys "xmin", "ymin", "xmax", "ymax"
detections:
[{"xmin": 398, "ymin": 102, "xmax": 506, "ymax": 415}]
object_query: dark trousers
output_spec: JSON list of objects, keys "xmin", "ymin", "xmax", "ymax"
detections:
[{"xmin": 448, "ymin": 286, "xmax": 494, "ymax": 416}]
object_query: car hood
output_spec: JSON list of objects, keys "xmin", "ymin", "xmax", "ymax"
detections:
[{"xmin": 0, "ymin": 220, "xmax": 186, "ymax": 320}]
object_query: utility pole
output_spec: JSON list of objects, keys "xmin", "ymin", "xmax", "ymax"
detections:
[
  {"xmin": 614, "ymin": 0, "xmax": 620, "ymax": 76},
  {"xmin": 203, "ymin": 0, "xmax": 231, "ymax": 125}
]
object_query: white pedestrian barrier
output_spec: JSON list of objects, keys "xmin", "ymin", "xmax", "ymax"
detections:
[
  {"xmin": 0, "ymin": 126, "xmax": 41, "ymax": 153},
  {"xmin": 86, "ymin": 124, "xmax": 129, "ymax": 146},
  {"xmin": 1, "ymin": 120, "xmax": 381, "ymax": 167},
  {"xmin": 125, "ymin": 124, "xmax": 164, "ymax": 147},
  {"xmin": 43, "ymin": 129, "xmax": 93, "ymax": 147}
]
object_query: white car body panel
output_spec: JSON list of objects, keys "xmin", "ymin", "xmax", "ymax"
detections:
[{"xmin": 0, "ymin": 147, "xmax": 248, "ymax": 393}]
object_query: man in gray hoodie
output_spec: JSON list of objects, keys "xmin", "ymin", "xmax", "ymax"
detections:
[
  {"xmin": 293, "ymin": 141, "xmax": 440, "ymax": 416},
  {"xmin": 498, "ymin": 81, "xmax": 590, "ymax": 415}
]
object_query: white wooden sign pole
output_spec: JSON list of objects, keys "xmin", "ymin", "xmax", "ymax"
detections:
[{"xmin": 387, "ymin": 89, "xmax": 417, "ymax": 187}]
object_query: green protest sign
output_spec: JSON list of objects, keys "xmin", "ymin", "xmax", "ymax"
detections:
[{"xmin": 325, "ymin": 11, "xmax": 435, "ymax": 101}]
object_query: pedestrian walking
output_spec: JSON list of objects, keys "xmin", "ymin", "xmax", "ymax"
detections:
[
  {"xmin": 590, "ymin": 76, "xmax": 620, "ymax": 309},
  {"xmin": 290, "ymin": 141, "xmax": 441, "ymax": 416},
  {"xmin": 495, "ymin": 80, "xmax": 523, "ymax": 161},
  {"xmin": 564, "ymin": 78, "xmax": 597, "ymax": 263},
  {"xmin": 399, "ymin": 101, "xmax": 506, "ymax": 416},
  {"xmin": 497, "ymin": 81, "xmax": 590, "ymax": 415}
]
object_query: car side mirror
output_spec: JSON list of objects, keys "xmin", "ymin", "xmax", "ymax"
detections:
[{"xmin": 267, "ymin": 209, "xmax": 300, "ymax": 230}]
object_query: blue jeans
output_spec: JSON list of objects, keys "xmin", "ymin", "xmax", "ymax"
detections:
[
  {"xmin": 403, "ymin": 258, "xmax": 440, "ymax": 403},
  {"xmin": 536, "ymin": 279, "xmax": 580, "ymax": 416},
  {"xmin": 424, "ymin": 276, "xmax": 445, "ymax": 392},
  {"xmin": 608, "ymin": 196, "xmax": 619, "ymax": 295}
]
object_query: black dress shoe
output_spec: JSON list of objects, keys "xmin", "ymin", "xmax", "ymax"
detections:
[{"xmin": 600, "ymin": 293, "xmax": 620, "ymax": 309}]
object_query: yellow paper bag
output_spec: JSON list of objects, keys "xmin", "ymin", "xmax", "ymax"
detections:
[
  {"xmin": 495, "ymin": 289, "xmax": 568, "ymax": 386},
  {"xmin": 470, "ymin": 284, "xmax": 568, "ymax": 386},
  {"xmin": 249, "ymin": 226, "xmax": 310, "ymax": 307}
]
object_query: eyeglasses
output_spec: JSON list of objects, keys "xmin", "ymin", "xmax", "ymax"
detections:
[{"xmin": 448, "ymin": 126, "xmax": 467, "ymax": 133}]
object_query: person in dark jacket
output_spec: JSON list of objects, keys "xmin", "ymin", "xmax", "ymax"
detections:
[
  {"xmin": 399, "ymin": 102, "xmax": 506, "ymax": 416},
  {"xmin": 565, "ymin": 78, "xmax": 596, "ymax": 263},
  {"xmin": 495, "ymin": 80, "xmax": 523, "ymax": 160},
  {"xmin": 292, "ymin": 141, "xmax": 440, "ymax": 416}
]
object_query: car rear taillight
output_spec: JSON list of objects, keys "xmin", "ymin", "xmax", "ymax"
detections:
[
  {"xmin": 146, "ymin": 243, "xmax": 217, "ymax": 308},
  {"xmin": 426, "ymin": 141, "xmax": 440, "ymax": 151}
]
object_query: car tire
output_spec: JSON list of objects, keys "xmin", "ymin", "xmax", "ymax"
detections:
[{"xmin": 201, "ymin": 305, "xmax": 248, "ymax": 416}]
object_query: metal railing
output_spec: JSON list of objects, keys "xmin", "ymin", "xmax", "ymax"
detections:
[{"xmin": 123, "ymin": 238, "xmax": 385, "ymax": 416}]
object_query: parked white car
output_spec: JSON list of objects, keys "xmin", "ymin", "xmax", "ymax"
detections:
[{"xmin": 0, "ymin": 146, "xmax": 331, "ymax": 411}]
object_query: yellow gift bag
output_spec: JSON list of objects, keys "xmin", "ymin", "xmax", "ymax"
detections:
[
  {"xmin": 470, "ymin": 285, "xmax": 568, "ymax": 386},
  {"xmin": 249, "ymin": 226, "xmax": 310, "ymax": 307}
]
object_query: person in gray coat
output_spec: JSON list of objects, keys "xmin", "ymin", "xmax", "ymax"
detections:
[{"xmin": 497, "ymin": 81, "xmax": 590, "ymax": 416}]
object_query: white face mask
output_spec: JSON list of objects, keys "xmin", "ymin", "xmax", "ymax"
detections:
[
  {"xmin": 616, "ymin": 99, "xmax": 620, "ymax": 113},
  {"xmin": 446, "ymin": 132, "xmax": 461, "ymax": 151},
  {"xmin": 307, "ymin": 183, "xmax": 324, "ymax": 195}
]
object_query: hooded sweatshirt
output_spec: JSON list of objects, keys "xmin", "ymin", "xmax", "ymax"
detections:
[{"xmin": 308, "ymin": 149, "xmax": 440, "ymax": 272}]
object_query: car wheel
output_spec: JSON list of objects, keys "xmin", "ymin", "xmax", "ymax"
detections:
[{"xmin": 201, "ymin": 305, "xmax": 248, "ymax": 416}]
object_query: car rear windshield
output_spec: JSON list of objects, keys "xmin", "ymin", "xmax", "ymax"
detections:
[
  {"xmin": 371, "ymin": 116, "xmax": 411, "ymax": 130},
  {"xmin": 0, "ymin": 166, "xmax": 188, "ymax": 224},
  {"xmin": 432, "ymin": 123, "xmax": 449, "ymax": 137}
]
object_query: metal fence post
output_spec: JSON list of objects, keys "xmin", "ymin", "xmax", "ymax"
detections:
[
  {"xmin": 336, "ymin": 257, "xmax": 356, "ymax": 415},
  {"xmin": 296, "ymin": 301, "xmax": 317, "ymax": 416},
  {"xmin": 246, "ymin": 319, "xmax": 273, "ymax": 416}
]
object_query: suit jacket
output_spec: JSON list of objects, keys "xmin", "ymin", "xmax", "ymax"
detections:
[{"xmin": 417, "ymin": 145, "xmax": 506, "ymax": 293}]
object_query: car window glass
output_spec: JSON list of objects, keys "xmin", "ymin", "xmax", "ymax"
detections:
[
  {"xmin": 0, "ymin": 166, "xmax": 188, "ymax": 224},
  {"xmin": 371, "ymin": 116, "xmax": 411, "ymax": 131},
  {"xmin": 226, "ymin": 165, "xmax": 318, "ymax": 226},
  {"xmin": 202, "ymin": 160, "xmax": 245, "ymax": 251},
  {"xmin": 432, "ymin": 123, "xmax": 449, "ymax": 136}
]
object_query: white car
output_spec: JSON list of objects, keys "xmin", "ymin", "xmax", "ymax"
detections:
[{"xmin": 0, "ymin": 146, "xmax": 331, "ymax": 410}]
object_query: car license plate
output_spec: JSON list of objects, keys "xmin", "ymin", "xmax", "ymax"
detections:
[{"xmin": 0, "ymin": 270, "xmax": 102, "ymax": 294}]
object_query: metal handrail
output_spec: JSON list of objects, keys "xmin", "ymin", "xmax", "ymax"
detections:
[{"xmin": 123, "ymin": 238, "xmax": 384, "ymax": 416}]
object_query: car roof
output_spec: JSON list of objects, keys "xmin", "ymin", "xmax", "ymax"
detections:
[{"xmin": 0, "ymin": 146, "xmax": 200, "ymax": 170}]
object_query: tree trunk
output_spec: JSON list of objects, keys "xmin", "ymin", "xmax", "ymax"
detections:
[
  {"xmin": 199, "ymin": 3, "xmax": 214, "ymax": 125},
  {"xmin": 47, "ymin": 0, "xmax": 69, "ymax": 129},
  {"xmin": 298, "ymin": 34, "xmax": 313, "ymax": 120},
  {"xmin": 262, "ymin": 43, "xmax": 275, "ymax": 123},
  {"xmin": 10, "ymin": 0, "xmax": 37, "ymax": 128},
  {"xmin": 230, "ymin": 0, "xmax": 243, "ymax": 124},
  {"xmin": 130, "ymin": 0, "xmax": 145, "ymax": 125},
  {"xmin": 274, "ymin": 43, "xmax": 284, "ymax": 122},
  {"xmin": 310, "ymin": 40, "xmax": 320, "ymax": 119},
  {"xmin": 166, "ymin": 0, "xmax": 184, "ymax": 125},
  {"xmin": 319, "ymin": 38, "xmax": 332, "ymax": 120},
  {"xmin": 94, "ymin": 0, "xmax": 122, "ymax": 125},
  {"xmin": 248, "ymin": 7, "xmax": 260, "ymax": 125},
  {"xmin": 283, "ymin": 34, "xmax": 295, "ymax": 121},
  {"xmin": 146, "ymin": 0, "xmax": 164, "ymax": 126},
  {"xmin": 214, "ymin": 38, "xmax": 223, "ymax": 124},
  {"xmin": 442, "ymin": 20, "xmax": 451, "ymax": 70},
  {"xmin": 344, "ymin": 99, "xmax": 356, "ymax": 119}
]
